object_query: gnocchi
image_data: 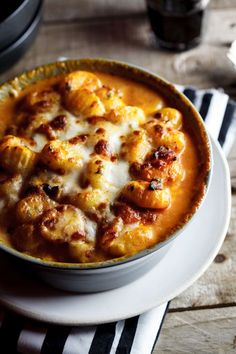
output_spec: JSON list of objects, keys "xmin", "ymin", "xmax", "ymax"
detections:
[
  {"xmin": 16, "ymin": 192, "xmax": 55, "ymax": 223},
  {"xmin": 40, "ymin": 139, "xmax": 83, "ymax": 173},
  {"xmin": 102, "ymin": 224, "xmax": 155, "ymax": 257},
  {"xmin": 64, "ymin": 88, "xmax": 105, "ymax": 117},
  {"xmin": 96, "ymin": 87, "xmax": 124, "ymax": 112},
  {"xmin": 154, "ymin": 107, "xmax": 183, "ymax": 130},
  {"xmin": 85, "ymin": 156, "xmax": 112, "ymax": 190},
  {"xmin": 70, "ymin": 189, "xmax": 109, "ymax": 214},
  {"xmin": 0, "ymin": 135, "xmax": 37, "ymax": 175},
  {"xmin": 144, "ymin": 120, "xmax": 185, "ymax": 153},
  {"xmin": 106, "ymin": 106, "xmax": 146, "ymax": 125},
  {"xmin": 39, "ymin": 205, "xmax": 85, "ymax": 243},
  {"xmin": 121, "ymin": 181, "xmax": 171, "ymax": 209},
  {"xmin": 61, "ymin": 70, "xmax": 102, "ymax": 92},
  {"xmin": 121, "ymin": 130, "xmax": 151, "ymax": 163},
  {"xmin": 0, "ymin": 68, "xmax": 206, "ymax": 263}
]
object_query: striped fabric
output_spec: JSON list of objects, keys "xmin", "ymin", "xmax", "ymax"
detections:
[
  {"xmin": 177, "ymin": 86, "xmax": 236, "ymax": 155},
  {"xmin": 0, "ymin": 87, "xmax": 235, "ymax": 354}
]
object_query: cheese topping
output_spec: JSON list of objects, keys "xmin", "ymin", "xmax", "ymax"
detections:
[{"xmin": 0, "ymin": 70, "xmax": 203, "ymax": 263}]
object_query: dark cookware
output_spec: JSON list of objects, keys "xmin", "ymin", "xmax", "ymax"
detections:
[
  {"xmin": 0, "ymin": 0, "xmax": 41, "ymax": 52},
  {"xmin": 0, "ymin": 0, "xmax": 43, "ymax": 74}
]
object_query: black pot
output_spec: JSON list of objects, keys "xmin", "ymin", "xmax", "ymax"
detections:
[
  {"xmin": 0, "ymin": 0, "xmax": 41, "ymax": 52},
  {"xmin": 0, "ymin": 1, "xmax": 43, "ymax": 74}
]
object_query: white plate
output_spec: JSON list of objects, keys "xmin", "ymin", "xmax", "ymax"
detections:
[{"xmin": 0, "ymin": 138, "xmax": 231, "ymax": 325}]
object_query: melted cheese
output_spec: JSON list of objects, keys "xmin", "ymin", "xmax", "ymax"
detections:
[
  {"xmin": 0, "ymin": 70, "xmax": 205, "ymax": 263},
  {"xmin": 84, "ymin": 218, "xmax": 97, "ymax": 241},
  {"xmin": 31, "ymin": 96, "xmax": 132, "ymax": 245},
  {"xmin": 106, "ymin": 160, "xmax": 130, "ymax": 189}
]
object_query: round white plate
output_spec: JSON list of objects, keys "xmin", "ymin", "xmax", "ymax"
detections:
[{"xmin": 0, "ymin": 138, "xmax": 231, "ymax": 325}]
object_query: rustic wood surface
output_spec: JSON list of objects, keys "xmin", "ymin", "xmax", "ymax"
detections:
[{"xmin": 0, "ymin": 0, "xmax": 235, "ymax": 352}]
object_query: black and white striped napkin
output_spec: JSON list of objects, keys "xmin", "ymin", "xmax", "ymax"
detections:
[
  {"xmin": 177, "ymin": 86, "xmax": 236, "ymax": 153},
  {"xmin": 0, "ymin": 87, "xmax": 235, "ymax": 354}
]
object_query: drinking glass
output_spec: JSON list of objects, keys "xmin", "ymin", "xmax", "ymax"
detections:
[{"xmin": 146, "ymin": 0, "xmax": 210, "ymax": 51}]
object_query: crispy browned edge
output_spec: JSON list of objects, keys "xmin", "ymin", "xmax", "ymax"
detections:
[{"xmin": 0, "ymin": 58, "xmax": 211, "ymax": 269}]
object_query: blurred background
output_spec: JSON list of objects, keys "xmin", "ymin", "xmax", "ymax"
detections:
[
  {"xmin": 0, "ymin": 0, "xmax": 236, "ymax": 100},
  {"xmin": 0, "ymin": 1, "xmax": 236, "ymax": 353}
]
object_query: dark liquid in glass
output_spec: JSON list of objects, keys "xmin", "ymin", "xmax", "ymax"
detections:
[{"xmin": 147, "ymin": 0, "xmax": 207, "ymax": 51}]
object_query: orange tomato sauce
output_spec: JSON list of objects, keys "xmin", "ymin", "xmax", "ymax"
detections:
[{"xmin": 0, "ymin": 72, "xmax": 202, "ymax": 262}]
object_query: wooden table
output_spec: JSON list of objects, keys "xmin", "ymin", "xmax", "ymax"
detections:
[{"xmin": 1, "ymin": 1, "xmax": 236, "ymax": 352}]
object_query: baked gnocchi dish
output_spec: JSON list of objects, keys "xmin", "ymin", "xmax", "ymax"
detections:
[{"xmin": 0, "ymin": 70, "xmax": 206, "ymax": 263}]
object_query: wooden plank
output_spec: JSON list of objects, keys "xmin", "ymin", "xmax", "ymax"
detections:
[
  {"xmin": 153, "ymin": 307, "xmax": 236, "ymax": 353},
  {"xmin": 169, "ymin": 141, "xmax": 236, "ymax": 309},
  {"xmin": 43, "ymin": 0, "xmax": 145, "ymax": 22},
  {"xmin": 1, "ymin": 8, "xmax": 236, "ymax": 99},
  {"xmin": 0, "ymin": 6, "xmax": 235, "ymax": 310},
  {"xmin": 0, "ymin": 1, "xmax": 235, "ymax": 352},
  {"xmin": 211, "ymin": 0, "xmax": 236, "ymax": 9},
  {"xmin": 43, "ymin": 0, "xmax": 236, "ymax": 22},
  {"xmin": 170, "ymin": 190, "xmax": 236, "ymax": 309}
]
